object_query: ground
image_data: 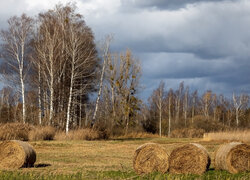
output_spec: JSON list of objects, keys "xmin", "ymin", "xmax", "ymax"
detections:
[{"xmin": 0, "ymin": 138, "xmax": 249, "ymax": 179}]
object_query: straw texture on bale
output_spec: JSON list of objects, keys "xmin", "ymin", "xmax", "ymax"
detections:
[
  {"xmin": 215, "ymin": 142, "xmax": 250, "ymax": 174},
  {"xmin": 0, "ymin": 140, "xmax": 36, "ymax": 169},
  {"xmin": 169, "ymin": 143, "xmax": 210, "ymax": 175},
  {"xmin": 133, "ymin": 143, "xmax": 169, "ymax": 174}
]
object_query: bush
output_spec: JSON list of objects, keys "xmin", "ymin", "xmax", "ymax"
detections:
[
  {"xmin": 55, "ymin": 128, "xmax": 110, "ymax": 141},
  {"xmin": 192, "ymin": 115, "xmax": 229, "ymax": 132},
  {"xmin": 29, "ymin": 126, "xmax": 56, "ymax": 141},
  {"xmin": 114, "ymin": 132, "xmax": 160, "ymax": 139},
  {"xmin": 170, "ymin": 128, "xmax": 205, "ymax": 138},
  {"xmin": 0, "ymin": 123, "xmax": 34, "ymax": 141}
]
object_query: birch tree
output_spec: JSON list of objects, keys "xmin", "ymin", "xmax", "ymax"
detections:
[
  {"xmin": 65, "ymin": 12, "xmax": 98, "ymax": 133},
  {"xmin": 167, "ymin": 89, "xmax": 174, "ymax": 137},
  {"xmin": 232, "ymin": 93, "xmax": 249, "ymax": 127},
  {"xmin": 183, "ymin": 86, "xmax": 189, "ymax": 126},
  {"xmin": 0, "ymin": 14, "xmax": 33, "ymax": 124},
  {"xmin": 151, "ymin": 81, "xmax": 165, "ymax": 137},
  {"xmin": 34, "ymin": 11, "xmax": 62, "ymax": 124},
  {"xmin": 91, "ymin": 36, "xmax": 112, "ymax": 127}
]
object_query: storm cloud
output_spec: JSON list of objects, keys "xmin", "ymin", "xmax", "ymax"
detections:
[{"xmin": 0, "ymin": 0, "xmax": 250, "ymax": 99}]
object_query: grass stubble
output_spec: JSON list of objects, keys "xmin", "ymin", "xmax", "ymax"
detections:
[{"xmin": 0, "ymin": 137, "xmax": 249, "ymax": 179}]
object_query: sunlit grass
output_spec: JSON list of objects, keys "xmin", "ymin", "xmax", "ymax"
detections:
[
  {"xmin": 203, "ymin": 130, "xmax": 250, "ymax": 143},
  {"xmin": 0, "ymin": 138, "xmax": 249, "ymax": 179}
]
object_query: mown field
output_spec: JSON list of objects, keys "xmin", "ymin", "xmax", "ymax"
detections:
[{"xmin": 0, "ymin": 138, "xmax": 249, "ymax": 180}]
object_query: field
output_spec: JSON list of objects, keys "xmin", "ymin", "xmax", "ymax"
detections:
[{"xmin": 0, "ymin": 138, "xmax": 249, "ymax": 179}]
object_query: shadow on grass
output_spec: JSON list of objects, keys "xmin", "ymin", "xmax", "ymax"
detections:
[{"xmin": 34, "ymin": 163, "xmax": 51, "ymax": 168}]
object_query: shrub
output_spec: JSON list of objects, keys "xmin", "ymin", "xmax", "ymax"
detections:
[
  {"xmin": 29, "ymin": 126, "xmax": 56, "ymax": 141},
  {"xmin": 192, "ymin": 115, "xmax": 229, "ymax": 132},
  {"xmin": 0, "ymin": 123, "xmax": 34, "ymax": 141},
  {"xmin": 170, "ymin": 128, "xmax": 205, "ymax": 138},
  {"xmin": 114, "ymin": 132, "xmax": 160, "ymax": 139},
  {"xmin": 55, "ymin": 128, "xmax": 110, "ymax": 141}
]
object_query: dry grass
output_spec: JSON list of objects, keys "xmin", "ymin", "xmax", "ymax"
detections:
[
  {"xmin": 55, "ymin": 128, "xmax": 109, "ymax": 141},
  {"xmin": 113, "ymin": 132, "xmax": 160, "ymax": 139},
  {"xmin": 0, "ymin": 137, "xmax": 248, "ymax": 177},
  {"xmin": 0, "ymin": 138, "xmax": 226, "ymax": 175},
  {"xmin": 203, "ymin": 130, "xmax": 250, "ymax": 143},
  {"xmin": 0, "ymin": 123, "xmax": 34, "ymax": 141},
  {"xmin": 29, "ymin": 126, "xmax": 56, "ymax": 141},
  {"xmin": 171, "ymin": 128, "xmax": 205, "ymax": 138}
]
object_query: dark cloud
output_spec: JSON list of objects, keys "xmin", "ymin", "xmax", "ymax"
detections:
[
  {"xmin": 121, "ymin": 0, "xmax": 234, "ymax": 11},
  {"xmin": 0, "ymin": 0, "xmax": 249, "ymax": 99}
]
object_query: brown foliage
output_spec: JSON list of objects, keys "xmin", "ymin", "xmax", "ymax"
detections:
[
  {"xmin": 114, "ymin": 132, "xmax": 160, "ymax": 139},
  {"xmin": 0, "ymin": 123, "xmax": 34, "ymax": 141},
  {"xmin": 28, "ymin": 126, "xmax": 56, "ymax": 141},
  {"xmin": 192, "ymin": 115, "xmax": 228, "ymax": 132},
  {"xmin": 170, "ymin": 128, "xmax": 205, "ymax": 138},
  {"xmin": 55, "ymin": 128, "xmax": 110, "ymax": 141}
]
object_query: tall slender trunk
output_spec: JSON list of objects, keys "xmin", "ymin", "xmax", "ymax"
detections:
[
  {"xmin": 66, "ymin": 63, "xmax": 74, "ymax": 134},
  {"xmin": 49, "ymin": 74, "xmax": 54, "ymax": 125},
  {"xmin": 159, "ymin": 106, "xmax": 162, "ymax": 137},
  {"xmin": 38, "ymin": 63, "xmax": 42, "ymax": 125},
  {"xmin": 20, "ymin": 73, "xmax": 26, "ymax": 124},
  {"xmin": 20, "ymin": 41, "xmax": 26, "ymax": 124},
  {"xmin": 168, "ymin": 95, "xmax": 171, "ymax": 137},
  {"xmin": 84, "ymin": 104, "xmax": 88, "ymax": 127},
  {"xmin": 91, "ymin": 49, "xmax": 109, "ymax": 127},
  {"xmin": 236, "ymin": 108, "xmax": 239, "ymax": 127},
  {"xmin": 111, "ymin": 85, "xmax": 116, "ymax": 119}
]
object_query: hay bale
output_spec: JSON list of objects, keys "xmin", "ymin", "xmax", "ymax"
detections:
[
  {"xmin": 215, "ymin": 142, "xmax": 250, "ymax": 174},
  {"xmin": 0, "ymin": 140, "xmax": 36, "ymax": 169},
  {"xmin": 169, "ymin": 143, "xmax": 210, "ymax": 175},
  {"xmin": 133, "ymin": 143, "xmax": 169, "ymax": 174}
]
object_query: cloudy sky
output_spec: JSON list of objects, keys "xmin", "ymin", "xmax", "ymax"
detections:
[{"xmin": 0, "ymin": 0, "xmax": 250, "ymax": 99}]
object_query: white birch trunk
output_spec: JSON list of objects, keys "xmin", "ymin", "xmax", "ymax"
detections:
[
  {"xmin": 20, "ymin": 77, "xmax": 26, "ymax": 124},
  {"xmin": 38, "ymin": 63, "xmax": 42, "ymax": 125},
  {"xmin": 49, "ymin": 74, "xmax": 54, "ymax": 125},
  {"xmin": 91, "ymin": 39, "xmax": 110, "ymax": 127},
  {"xmin": 66, "ymin": 60, "xmax": 74, "ymax": 134},
  {"xmin": 168, "ymin": 94, "xmax": 171, "ymax": 137}
]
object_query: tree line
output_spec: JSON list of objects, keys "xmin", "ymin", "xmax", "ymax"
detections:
[
  {"xmin": 0, "ymin": 4, "xmax": 249, "ymax": 135},
  {"xmin": 145, "ymin": 81, "xmax": 250, "ymax": 136}
]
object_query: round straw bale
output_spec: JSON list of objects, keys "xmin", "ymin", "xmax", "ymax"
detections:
[
  {"xmin": 169, "ymin": 143, "xmax": 210, "ymax": 175},
  {"xmin": 215, "ymin": 142, "xmax": 250, "ymax": 174},
  {"xmin": 133, "ymin": 143, "xmax": 169, "ymax": 174},
  {"xmin": 0, "ymin": 140, "xmax": 36, "ymax": 169}
]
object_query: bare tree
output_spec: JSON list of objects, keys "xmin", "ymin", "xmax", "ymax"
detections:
[
  {"xmin": 151, "ymin": 81, "xmax": 165, "ymax": 137},
  {"xmin": 175, "ymin": 81, "xmax": 184, "ymax": 123},
  {"xmin": 91, "ymin": 35, "xmax": 112, "ymax": 127},
  {"xmin": 34, "ymin": 12, "xmax": 62, "ymax": 124},
  {"xmin": 167, "ymin": 89, "xmax": 174, "ymax": 137},
  {"xmin": 183, "ymin": 86, "xmax": 189, "ymax": 126},
  {"xmin": 0, "ymin": 14, "xmax": 33, "ymax": 123},
  {"xmin": 191, "ymin": 90, "xmax": 198, "ymax": 124},
  {"xmin": 65, "ymin": 13, "xmax": 98, "ymax": 133},
  {"xmin": 232, "ymin": 93, "xmax": 249, "ymax": 127},
  {"xmin": 201, "ymin": 90, "xmax": 213, "ymax": 118}
]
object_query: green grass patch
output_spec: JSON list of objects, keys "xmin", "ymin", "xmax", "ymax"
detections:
[{"xmin": 0, "ymin": 170, "xmax": 249, "ymax": 180}]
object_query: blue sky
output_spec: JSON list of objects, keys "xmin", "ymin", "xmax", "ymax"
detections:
[{"xmin": 0, "ymin": 0, "xmax": 250, "ymax": 99}]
